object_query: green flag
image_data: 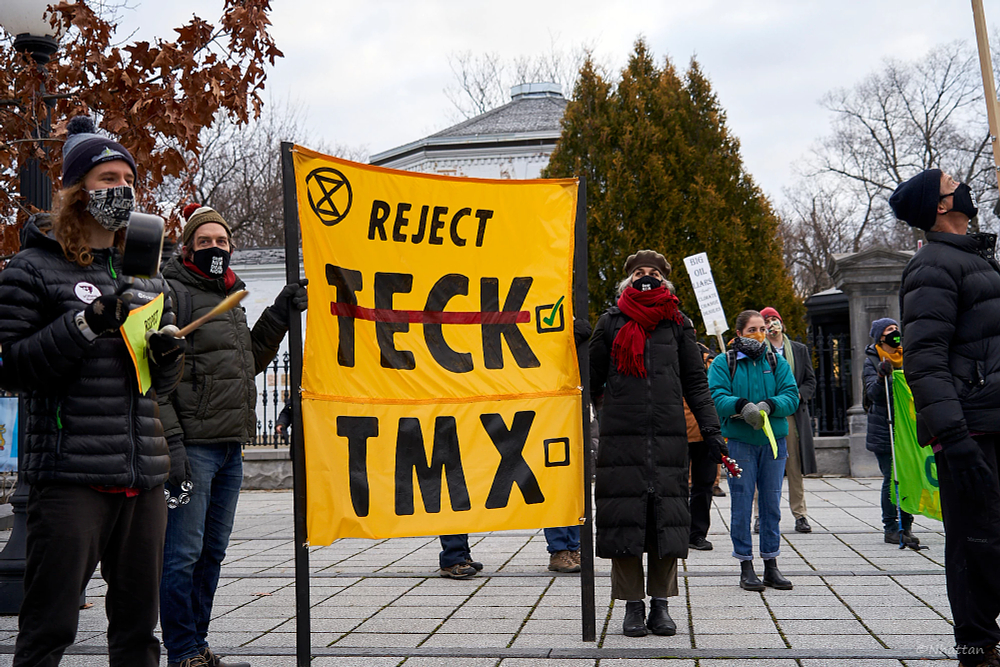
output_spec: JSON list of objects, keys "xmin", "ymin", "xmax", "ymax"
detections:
[{"xmin": 890, "ymin": 370, "xmax": 942, "ymax": 521}]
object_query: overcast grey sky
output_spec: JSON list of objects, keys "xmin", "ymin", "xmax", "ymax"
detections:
[{"xmin": 117, "ymin": 1, "xmax": 985, "ymax": 207}]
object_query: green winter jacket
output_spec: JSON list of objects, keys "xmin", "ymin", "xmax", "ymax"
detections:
[
  {"xmin": 157, "ymin": 256, "xmax": 287, "ymax": 445},
  {"xmin": 707, "ymin": 350, "xmax": 799, "ymax": 447}
]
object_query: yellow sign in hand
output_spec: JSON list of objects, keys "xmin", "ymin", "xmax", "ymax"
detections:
[
  {"xmin": 120, "ymin": 293, "xmax": 164, "ymax": 394},
  {"xmin": 761, "ymin": 411, "xmax": 778, "ymax": 459}
]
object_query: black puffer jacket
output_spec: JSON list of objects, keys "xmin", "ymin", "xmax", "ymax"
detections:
[
  {"xmin": 158, "ymin": 256, "xmax": 286, "ymax": 445},
  {"xmin": 863, "ymin": 345, "xmax": 892, "ymax": 455},
  {"xmin": 590, "ymin": 306, "xmax": 723, "ymax": 560},
  {"xmin": 0, "ymin": 220, "xmax": 181, "ymax": 488},
  {"xmin": 899, "ymin": 231, "xmax": 1000, "ymax": 447}
]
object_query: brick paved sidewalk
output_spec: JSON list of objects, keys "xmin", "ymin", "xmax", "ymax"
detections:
[{"xmin": 0, "ymin": 477, "xmax": 957, "ymax": 666}]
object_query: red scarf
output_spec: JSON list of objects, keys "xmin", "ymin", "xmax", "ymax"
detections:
[
  {"xmin": 612, "ymin": 285, "xmax": 683, "ymax": 377},
  {"xmin": 183, "ymin": 258, "xmax": 237, "ymax": 291}
]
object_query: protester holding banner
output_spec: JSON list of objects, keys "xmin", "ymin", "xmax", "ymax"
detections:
[
  {"xmin": 863, "ymin": 318, "xmax": 919, "ymax": 548},
  {"xmin": 590, "ymin": 250, "xmax": 725, "ymax": 638},
  {"xmin": 893, "ymin": 169, "xmax": 1000, "ymax": 667},
  {"xmin": 708, "ymin": 310, "xmax": 799, "ymax": 592},
  {"xmin": 0, "ymin": 116, "xmax": 185, "ymax": 667},
  {"xmin": 156, "ymin": 204, "xmax": 306, "ymax": 667}
]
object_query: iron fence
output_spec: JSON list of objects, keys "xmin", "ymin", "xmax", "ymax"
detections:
[
  {"xmin": 252, "ymin": 351, "xmax": 290, "ymax": 447},
  {"xmin": 807, "ymin": 328, "xmax": 852, "ymax": 436}
]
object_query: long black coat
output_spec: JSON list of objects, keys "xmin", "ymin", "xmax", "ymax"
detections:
[
  {"xmin": 0, "ymin": 220, "xmax": 181, "ymax": 488},
  {"xmin": 590, "ymin": 307, "xmax": 722, "ymax": 560},
  {"xmin": 899, "ymin": 232, "xmax": 1000, "ymax": 446}
]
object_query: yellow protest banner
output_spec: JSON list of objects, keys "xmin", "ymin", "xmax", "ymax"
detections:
[
  {"xmin": 120, "ymin": 293, "xmax": 164, "ymax": 394},
  {"xmin": 291, "ymin": 145, "xmax": 583, "ymax": 545}
]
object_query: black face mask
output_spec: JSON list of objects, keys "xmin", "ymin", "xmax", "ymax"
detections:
[
  {"xmin": 948, "ymin": 183, "xmax": 979, "ymax": 220},
  {"xmin": 632, "ymin": 275, "xmax": 663, "ymax": 292},
  {"xmin": 882, "ymin": 331, "xmax": 901, "ymax": 348},
  {"xmin": 192, "ymin": 247, "xmax": 230, "ymax": 278}
]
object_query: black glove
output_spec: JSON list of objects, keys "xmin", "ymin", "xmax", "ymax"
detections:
[
  {"xmin": 707, "ymin": 435, "xmax": 727, "ymax": 463},
  {"xmin": 271, "ymin": 279, "xmax": 308, "ymax": 322},
  {"xmin": 148, "ymin": 326, "xmax": 186, "ymax": 366},
  {"xmin": 877, "ymin": 359, "xmax": 894, "ymax": 378},
  {"xmin": 83, "ymin": 291, "xmax": 132, "ymax": 336},
  {"xmin": 573, "ymin": 318, "xmax": 592, "ymax": 347},
  {"xmin": 942, "ymin": 436, "xmax": 993, "ymax": 504},
  {"xmin": 166, "ymin": 435, "xmax": 191, "ymax": 487}
]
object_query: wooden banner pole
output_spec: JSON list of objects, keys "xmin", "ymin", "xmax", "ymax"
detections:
[{"xmin": 972, "ymin": 0, "xmax": 1000, "ymax": 189}]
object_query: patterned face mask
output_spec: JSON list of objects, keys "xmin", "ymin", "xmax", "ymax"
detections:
[{"xmin": 86, "ymin": 185, "xmax": 134, "ymax": 232}]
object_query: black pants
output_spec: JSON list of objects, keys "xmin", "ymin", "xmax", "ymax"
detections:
[
  {"xmin": 937, "ymin": 435, "xmax": 1000, "ymax": 666},
  {"xmin": 14, "ymin": 482, "xmax": 167, "ymax": 667},
  {"xmin": 688, "ymin": 440, "xmax": 717, "ymax": 541}
]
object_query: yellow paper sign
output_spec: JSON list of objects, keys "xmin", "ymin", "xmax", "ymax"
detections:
[
  {"xmin": 292, "ymin": 146, "xmax": 583, "ymax": 545},
  {"xmin": 761, "ymin": 411, "xmax": 778, "ymax": 459},
  {"xmin": 120, "ymin": 293, "xmax": 164, "ymax": 394}
]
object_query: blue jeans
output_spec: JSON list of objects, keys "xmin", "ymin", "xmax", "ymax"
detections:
[
  {"xmin": 160, "ymin": 444, "xmax": 243, "ymax": 662},
  {"xmin": 874, "ymin": 450, "xmax": 913, "ymax": 532},
  {"xmin": 544, "ymin": 526, "xmax": 580, "ymax": 553},
  {"xmin": 726, "ymin": 437, "xmax": 787, "ymax": 561},
  {"xmin": 439, "ymin": 534, "xmax": 471, "ymax": 568}
]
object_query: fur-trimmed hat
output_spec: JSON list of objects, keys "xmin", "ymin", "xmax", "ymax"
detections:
[
  {"xmin": 623, "ymin": 250, "xmax": 671, "ymax": 277},
  {"xmin": 61, "ymin": 116, "xmax": 137, "ymax": 187},
  {"xmin": 889, "ymin": 169, "xmax": 942, "ymax": 232},
  {"xmin": 181, "ymin": 203, "xmax": 232, "ymax": 246}
]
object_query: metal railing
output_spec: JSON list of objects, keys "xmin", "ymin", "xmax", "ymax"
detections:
[{"xmin": 252, "ymin": 351, "xmax": 290, "ymax": 447}]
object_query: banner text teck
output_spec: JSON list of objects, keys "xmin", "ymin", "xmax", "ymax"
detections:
[{"xmin": 293, "ymin": 146, "xmax": 584, "ymax": 545}]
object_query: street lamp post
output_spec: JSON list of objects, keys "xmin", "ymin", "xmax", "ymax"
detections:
[{"xmin": 0, "ymin": 0, "xmax": 61, "ymax": 614}]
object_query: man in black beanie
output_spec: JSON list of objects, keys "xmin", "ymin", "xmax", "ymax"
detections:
[{"xmin": 894, "ymin": 170, "xmax": 1000, "ymax": 667}]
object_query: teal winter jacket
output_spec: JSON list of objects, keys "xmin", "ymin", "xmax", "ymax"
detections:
[{"xmin": 707, "ymin": 350, "xmax": 799, "ymax": 447}]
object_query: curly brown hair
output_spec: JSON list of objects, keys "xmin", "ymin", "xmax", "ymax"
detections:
[{"xmin": 53, "ymin": 183, "xmax": 125, "ymax": 267}]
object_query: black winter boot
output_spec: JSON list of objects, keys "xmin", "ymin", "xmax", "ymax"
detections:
[
  {"xmin": 739, "ymin": 560, "xmax": 765, "ymax": 591},
  {"xmin": 646, "ymin": 598, "xmax": 677, "ymax": 636},
  {"xmin": 622, "ymin": 600, "xmax": 648, "ymax": 637},
  {"xmin": 763, "ymin": 558, "xmax": 793, "ymax": 590}
]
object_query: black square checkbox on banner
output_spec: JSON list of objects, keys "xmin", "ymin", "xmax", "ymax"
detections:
[
  {"xmin": 535, "ymin": 303, "xmax": 565, "ymax": 333},
  {"xmin": 544, "ymin": 437, "xmax": 571, "ymax": 467}
]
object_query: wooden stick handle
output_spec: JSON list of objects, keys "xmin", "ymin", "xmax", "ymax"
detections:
[
  {"xmin": 973, "ymin": 0, "xmax": 1000, "ymax": 186},
  {"xmin": 176, "ymin": 290, "xmax": 249, "ymax": 337}
]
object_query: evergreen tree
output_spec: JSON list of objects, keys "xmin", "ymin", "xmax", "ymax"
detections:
[{"xmin": 545, "ymin": 40, "xmax": 804, "ymax": 339}]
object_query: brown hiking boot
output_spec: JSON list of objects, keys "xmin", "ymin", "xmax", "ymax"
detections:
[
  {"xmin": 548, "ymin": 550, "xmax": 581, "ymax": 573},
  {"xmin": 439, "ymin": 562, "xmax": 478, "ymax": 579},
  {"xmin": 569, "ymin": 550, "xmax": 581, "ymax": 566}
]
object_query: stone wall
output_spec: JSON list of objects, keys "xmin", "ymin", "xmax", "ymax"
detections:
[{"xmin": 242, "ymin": 448, "xmax": 292, "ymax": 490}]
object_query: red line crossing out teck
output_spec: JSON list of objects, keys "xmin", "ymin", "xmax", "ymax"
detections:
[{"xmin": 331, "ymin": 302, "xmax": 530, "ymax": 325}]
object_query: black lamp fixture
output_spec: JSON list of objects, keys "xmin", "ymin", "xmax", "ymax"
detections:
[{"xmin": 0, "ymin": 0, "xmax": 61, "ymax": 64}]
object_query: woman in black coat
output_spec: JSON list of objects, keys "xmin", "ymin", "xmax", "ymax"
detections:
[
  {"xmin": 863, "ymin": 317, "xmax": 919, "ymax": 547},
  {"xmin": 590, "ymin": 250, "xmax": 724, "ymax": 638}
]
